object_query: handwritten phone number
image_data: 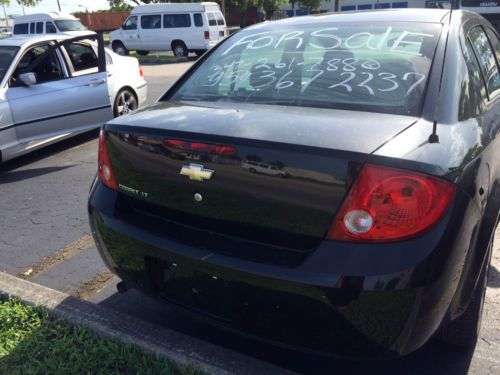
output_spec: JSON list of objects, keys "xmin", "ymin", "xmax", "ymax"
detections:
[{"xmin": 201, "ymin": 57, "xmax": 426, "ymax": 97}]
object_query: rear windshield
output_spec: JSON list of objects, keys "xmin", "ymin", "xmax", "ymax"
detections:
[
  {"xmin": 55, "ymin": 20, "xmax": 86, "ymax": 31},
  {"xmin": 0, "ymin": 46, "xmax": 19, "ymax": 82},
  {"xmin": 171, "ymin": 22, "xmax": 442, "ymax": 116}
]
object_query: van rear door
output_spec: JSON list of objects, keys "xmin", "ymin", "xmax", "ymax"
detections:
[
  {"xmin": 214, "ymin": 11, "xmax": 227, "ymax": 38},
  {"xmin": 204, "ymin": 5, "xmax": 226, "ymax": 42},
  {"xmin": 206, "ymin": 12, "xmax": 219, "ymax": 42}
]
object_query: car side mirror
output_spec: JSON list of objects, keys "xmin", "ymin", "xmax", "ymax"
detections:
[
  {"xmin": 121, "ymin": 24, "xmax": 125, "ymax": 29},
  {"xmin": 19, "ymin": 72, "xmax": 36, "ymax": 87}
]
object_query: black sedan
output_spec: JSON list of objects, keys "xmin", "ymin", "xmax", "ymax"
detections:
[{"xmin": 89, "ymin": 9, "xmax": 499, "ymax": 358}]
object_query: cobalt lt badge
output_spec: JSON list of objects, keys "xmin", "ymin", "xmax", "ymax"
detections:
[{"xmin": 180, "ymin": 163, "xmax": 214, "ymax": 182}]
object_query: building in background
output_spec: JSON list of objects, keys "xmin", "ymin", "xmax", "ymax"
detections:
[{"xmin": 278, "ymin": 0, "xmax": 433, "ymax": 15}]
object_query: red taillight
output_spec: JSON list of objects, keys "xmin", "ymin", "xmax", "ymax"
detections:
[
  {"xmin": 204, "ymin": 31, "xmax": 209, "ymax": 40},
  {"xmin": 139, "ymin": 64, "xmax": 143, "ymax": 77},
  {"xmin": 327, "ymin": 164, "xmax": 456, "ymax": 242},
  {"xmin": 163, "ymin": 139, "xmax": 237, "ymax": 155},
  {"xmin": 98, "ymin": 129, "xmax": 118, "ymax": 191}
]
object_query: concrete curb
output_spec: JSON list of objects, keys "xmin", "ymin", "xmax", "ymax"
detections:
[{"xmin": 0, "ymin": 271, "xmax": 297, "ymax": 375}]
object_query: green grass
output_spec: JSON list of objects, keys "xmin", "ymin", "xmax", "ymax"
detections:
[{"xmin": 0, "ymin": 297, "xmax": 204, "ymax": 375}]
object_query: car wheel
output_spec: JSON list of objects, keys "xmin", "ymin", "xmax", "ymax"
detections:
[
  {"xmin": 436, "ymin": 235, "xmax": 493, "ymax": 347},
  {"xmin": 112, "ymin": 41, "xmax": 128, "ymax": 56},
  {"xmin": 249, "ymin": 168, "xmax": 256, "ymax": 173},
  {"xmin": 172, "ymin": 42, "xmax": 188, "ymax": 57},
  {"xmin": 137, "ymin": 50, "xmax": 149, "ymax": 56},
  {"xmin": 113, "ymin": 89, "xmax": 138, "ymax": 117}
]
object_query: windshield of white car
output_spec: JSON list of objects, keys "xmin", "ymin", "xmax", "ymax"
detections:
[
  {"xmin": 171, "ymin": 22, "xmax": 442, "ymax": 116},
  {"xmin": 55, "ymin": 20, "xmax": 87, "ymax": 31},
  {"xmin": 0, "ymin": 46, "xmax": 19, "ymax": 82}
]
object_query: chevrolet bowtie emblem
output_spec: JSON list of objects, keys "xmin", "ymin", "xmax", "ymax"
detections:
[{"xmin": 180, "ymin": 163, "xmax": 214, "ymax": 182}]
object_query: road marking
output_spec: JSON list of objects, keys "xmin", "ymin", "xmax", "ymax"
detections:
[
  {"xmin": 17, "ymin": 234, "xmax": 95, "ymax": 280},
  {"xmin": 70, "ymin": 270, "xmax": 115, "ymax": 301}
]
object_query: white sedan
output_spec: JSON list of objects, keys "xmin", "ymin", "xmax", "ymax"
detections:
[{"xmin": 0, "ymin": 34, "xmax": 147, "ymax": 162}]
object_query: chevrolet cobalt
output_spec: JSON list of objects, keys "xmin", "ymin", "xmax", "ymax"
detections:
[{"xmin": 89, "ymin": 9, "xmax": 499, "ymax": 357}]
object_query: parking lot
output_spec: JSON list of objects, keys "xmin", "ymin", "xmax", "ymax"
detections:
[{"xmin": 0, "ymin": 62, "xmax": 499, "ymax": 374}]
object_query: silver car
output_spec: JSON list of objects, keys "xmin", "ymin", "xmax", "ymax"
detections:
[{"xmin": 0, "ymin": 34, "xmax": 146, "ymax": 162}]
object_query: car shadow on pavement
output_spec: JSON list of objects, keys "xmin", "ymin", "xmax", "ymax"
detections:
[
  {"xmin": 98, "ymin": 290, "xmax": 475, "ymax": 375},
  {"xmin": 0, "ymin": 129, "xmax": 99, "ymax": 173},
  {"xmin": 0, "ymin": 165, "xmax": 77, "ymax": 184},
  {"xmin": 487, "ymin": 265, "xmax": 500, "ymax": 288}
]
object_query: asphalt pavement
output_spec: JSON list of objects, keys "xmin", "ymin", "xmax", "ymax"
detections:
[{"xmin": 0, "ymin": 62, "xmax": 499, "ymax": 374}]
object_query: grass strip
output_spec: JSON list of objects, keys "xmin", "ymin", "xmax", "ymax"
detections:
[
  {"xmin": 129, "ymin": 52, "xmax": 187, "ymax": 63},
  {"xmin": 0, "ymin": 297, "xmax": 205, "ymax": 375}
]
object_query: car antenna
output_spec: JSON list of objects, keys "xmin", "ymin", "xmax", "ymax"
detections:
[{"xmin": 429, "ymin": 0, "xmax": 456, "ymax": 144}]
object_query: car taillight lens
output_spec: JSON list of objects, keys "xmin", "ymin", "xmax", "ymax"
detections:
[
  {"xmin": 327, "ymin": 164, "xmax": 456, "ymax": 242},
  {"xmin": 163, "ymin": 139, "xmax": 237, "ymax": 155},
  {"xmin": 139, "ymin": 64, "xmax": 143, "ymax": 77},
  {"xmin": 98, "ymin": 129, "xmax": 118, "ymax": 191},
  {"xmin": 204, "ymin": 31, "xmax": 209, "ymax": 40}
]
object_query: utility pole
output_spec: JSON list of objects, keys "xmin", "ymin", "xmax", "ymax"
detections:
[
  {"xmin": 220, "ymin": 0, "xmax": 225, "ymax": 18},
  {"xmin": 57, "ymin": 0, "xmax": 61, "ymax": 11}
]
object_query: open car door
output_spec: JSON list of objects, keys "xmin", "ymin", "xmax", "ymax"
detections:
[{"xmin": 6, "ymin": 33, "xmax": 112, "ymax": 146}]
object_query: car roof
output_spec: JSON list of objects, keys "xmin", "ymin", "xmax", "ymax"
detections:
[
  {"xmin": 132, "ymin": 2, "xmax": 219, "ymax": 13},
  {"xmin": 0, "ymin": 34, "xmax": 95, "ymax": 47},
  {"xmin": 244, "ymin": 9, "xmax": 451, "ymax": 32},
  {"xmin": 13, "ymin": 12, "xmax": 78, "ymax": 22}
]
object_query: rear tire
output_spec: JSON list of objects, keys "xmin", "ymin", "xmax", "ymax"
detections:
[
  {"xmin": 172, "ymin": 42, "xmax": 188, "ymax": 57},
  {"xmin": 437, "ymin": 238, "xmax": 492, "ymax": 347},
  {"xmin": 112, "ymin": 41, "xmax": 128, "ymax": 56},
  {"xmin": 113, "ymin": 88, "xmax": 138, "ymax": 117},
  {"xmin": 136, "ymin": 50, "xmax": 149, "ymax": 56}
]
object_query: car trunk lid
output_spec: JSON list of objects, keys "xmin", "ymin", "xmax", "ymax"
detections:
[{"xmin": 104, "ymin": 102, "xmax": 417, "ymax": 265}]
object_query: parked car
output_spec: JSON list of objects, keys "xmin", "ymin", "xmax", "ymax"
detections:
[
  {"xmin": 109, "ymin": 2, "xmax": 227, "ymax": 57},
  {"xmin": 242, "ymin": 160, "xmax": 287, "ymax": 177},
  {"xmin": 89, "ymin": 10, "xmax": 500, "ymax": 358},
  {"xmin": 104, "ymin": 46, "xmax": 147, "ymax": 117},
  {"xmin": 0, "ymin": 27, "xmax": 12, "ymax": 39},
  {"xmin": 13, "ymin": 12, "xmax": 90, "ymax": 37},
  {"xmin": 0, "ymin": 34, "xmax": 146, "ymax": 162}
]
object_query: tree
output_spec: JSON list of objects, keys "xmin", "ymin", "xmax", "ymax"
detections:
[
  {"xmin": 261, "ymin": 0, "xmax": 283, "ymax": 18},
  {"xmin": 225, "ymin": 0, "xmax": 255, "ymax": 26},
  {"xmin": 0, "ymin": 0, "xmax": 9, "ymax": 27},
  {"xmin": 108, "ymin": 0, "xmax": 132, "ymax": 11},
  {"xmin": 16, "ymin": 0, "xmax": 42, "ymax": 7},
  {"xmin": 298, "ymin": 0, "xmax": 322, "ymax": 13}
]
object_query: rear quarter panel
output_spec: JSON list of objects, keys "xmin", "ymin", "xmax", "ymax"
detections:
[{"xmin": 374, "ymin": 12, "xmax": 500, "ymax": 321}]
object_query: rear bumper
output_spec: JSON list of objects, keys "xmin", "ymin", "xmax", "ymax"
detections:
[{"xmin": 88, "ymin": 180, "xmax": 472, "ymax": 359}]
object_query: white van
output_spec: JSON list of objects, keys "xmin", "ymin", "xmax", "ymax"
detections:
[
  {"xmin": 109, "ymin": 2, "xmax": 227, "ymax": 57},
  {"xmin": 13, "ymin": 12, "xmax": 90, "ymax": 36}
]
